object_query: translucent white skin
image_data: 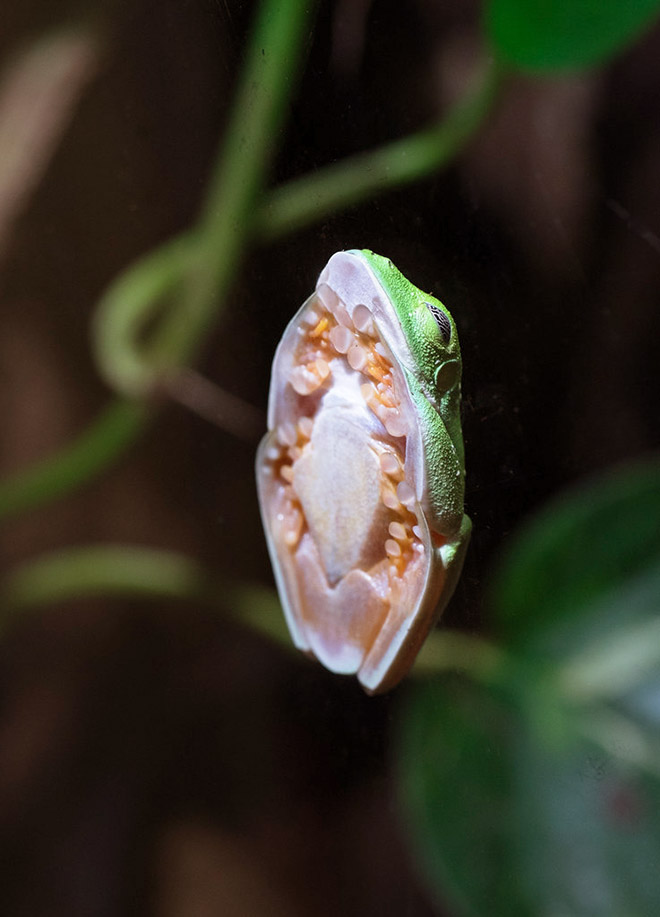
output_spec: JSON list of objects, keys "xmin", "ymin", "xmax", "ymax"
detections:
[{"xmin": 256, "ymin": 251, "xmax": 471, "ymax": 693}]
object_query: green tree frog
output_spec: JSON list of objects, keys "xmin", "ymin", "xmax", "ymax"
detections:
[{"xmin": 256, "ymin": 250, "xmax": 471, "ymax": 693}]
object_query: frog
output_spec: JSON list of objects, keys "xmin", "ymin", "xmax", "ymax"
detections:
[{"xmin": 255, "ymin": 250, "xmax": 471, "ymax": 693}]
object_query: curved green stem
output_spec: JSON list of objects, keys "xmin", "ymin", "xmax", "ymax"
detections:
[
  {"xmin": 94, "ymin": 51, "xmax": 505, "ymax": 400},
  {"xmin": 151, "ymin": 0, "xmax": 319, "ymax": 371},
  {"xmin": 0, "ymin": 399, "xmax": 146, "ymax": 522},
  {"xmin": 2, "ymin": 29, "xmax": 505, "ymax": 525},
  {"xmin": 0, "ymin": 0, "xmax": 317, "ymax": 524},
  {"xmin": 94, "ymin": 0, "xmax": 318, "ymax": 397},
  {"xmin": 92, "ymin": 233, "xmax": 195, "ymax": 396},
  {"xmin": 255, "ymin": 56, "xmax": 506, "ymax": 240}
]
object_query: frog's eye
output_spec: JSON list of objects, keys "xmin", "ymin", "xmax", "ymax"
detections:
[{"xmin": 425, "ymin": 302, "xmax": 451, "ymax": 343}]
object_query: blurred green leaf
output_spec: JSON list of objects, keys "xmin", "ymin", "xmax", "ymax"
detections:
[
  {"xmin": 554, "ymin": 562, "xmax": 660, "ymax": 703},
  {"xmin": 513, "ymin": 725, "xmax": 660, "ymax": 915},
  {"xmin": 1, "ymin": 543, "xmax": 292, "ymax": 650},
  {"xmin": 398, "ymin": 677, "xmax": 531, "ymax": 915},
  {"xmin": 398, "ymin": 457, "xmax": 660, "ymax": 914},
  {"xmin": 399, "ymin": 670, "xmax": 660, "ymax": 916},
  {"xmin": 485, "ymin": 0, "xmax": 660, "ymax": 72},
  {"xmin": 490, "ymin": 457, "xmax": 660, "ymax": 650}
]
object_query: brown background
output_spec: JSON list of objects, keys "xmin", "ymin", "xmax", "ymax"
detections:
[{"xmin": 1, "ymin": 0, "xmax": 659, "ymax": 913}]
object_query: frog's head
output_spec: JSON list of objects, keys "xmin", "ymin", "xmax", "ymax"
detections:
[{"xmin": 354, "ymin": 250, "xmax": 463, "ymax": 419}]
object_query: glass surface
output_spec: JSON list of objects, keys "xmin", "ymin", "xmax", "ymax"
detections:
[{"xmin": 1, "ymin": 1, "xmax": 659, "ymax": 914}]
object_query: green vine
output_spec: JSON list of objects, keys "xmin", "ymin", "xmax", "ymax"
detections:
[{"xmin": 0, "ymin": 3, "xmax": 503, "ymax": 525}]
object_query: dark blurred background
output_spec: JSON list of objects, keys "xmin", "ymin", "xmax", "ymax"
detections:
[{"xmin": 1, "ymin": 0, "xmax": 659, "ymax": 913}]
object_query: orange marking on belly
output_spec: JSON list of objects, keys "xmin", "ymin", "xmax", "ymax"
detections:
[{"xmin": 309, "ymin": 316, "xmax": 329, "ymax": 338}]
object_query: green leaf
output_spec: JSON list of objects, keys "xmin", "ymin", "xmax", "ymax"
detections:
[
  {"xmin": 552, "ymin": 562, "xmax": 660, "ymax": 702},
  {"xmin": 513, "ymin": 726, "xmax": 660, "ymax": 915},
  {"xmin": 398, "ymin": 673, "xmax": 660, "ymax": 916},
  {"xmin": 398, "ymin": 677, "xmax": 531, "ymax": 916},
  {"xmin": 486, "ymin": 0, "xmax": 660, "ymax": 72},
  {"xmin": 490, "ymin": 457, "xmax": 660, "ymax": 651},
  {"xmin": 398, "ymin": 458, "xmax": 660, "ymax": 915}
]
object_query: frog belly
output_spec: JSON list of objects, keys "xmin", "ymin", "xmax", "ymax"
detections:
[{"xmin": 293, "ymin": 402, "xmax": 388, "ymax": 586}]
